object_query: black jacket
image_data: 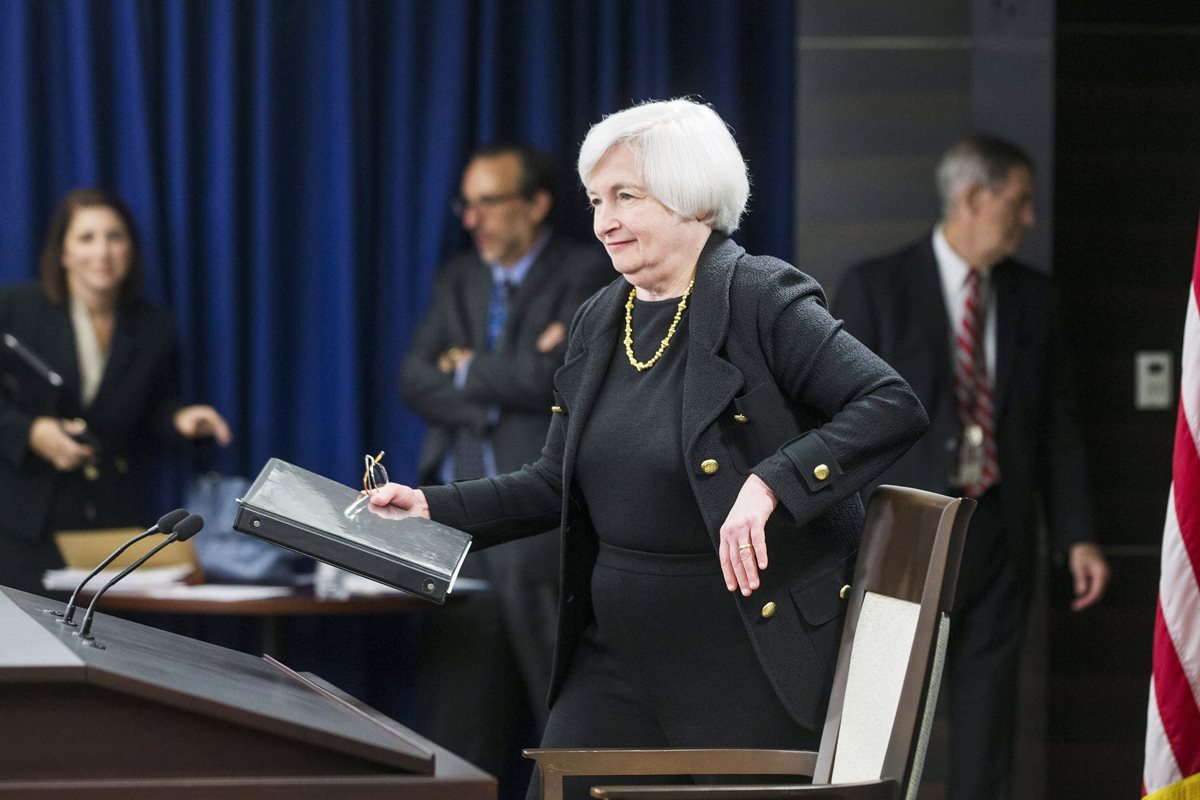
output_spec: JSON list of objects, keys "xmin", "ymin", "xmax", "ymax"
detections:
[{"xmin": 423, "ymin": 235, "xmax": 927, "ymax": 730}]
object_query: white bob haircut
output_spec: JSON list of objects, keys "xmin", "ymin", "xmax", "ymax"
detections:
[{"xmin": 577, "ymin": 98, "xmax": 751, "ymax": 235}]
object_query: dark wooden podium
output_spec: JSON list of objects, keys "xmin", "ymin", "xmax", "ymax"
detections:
[{"xmin": 0, "ymin": 586, "xmax": 494, "ymax": 799}]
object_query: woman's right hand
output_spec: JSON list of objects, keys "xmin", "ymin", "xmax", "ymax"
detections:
[
  {"xmin": 28, "ymin": 417, "xmax": 95, "ymax": 472},
  {"xmin": 367, "ymin": 482, "xmax": 431, "ymax": 519}
]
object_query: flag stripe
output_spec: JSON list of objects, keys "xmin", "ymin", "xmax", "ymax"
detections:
[
  {"xmin": 1184, "ymin": 286, "xmax": 1200, "ymax": 472},
  {"xmin": 1146, "ymin": 676, "xmax": 1184, "ymax": 793},
  {"xmin": 1155, "ymin": 599, "xmax": 1200, "ymax": 780},
  {"xmin": 1160, "ymin": 491, "xmax": 1200, "ymax": 706},
  {"xmin": 1173, "ymin": 409, "xmax": 1200, "ymax": 595}
]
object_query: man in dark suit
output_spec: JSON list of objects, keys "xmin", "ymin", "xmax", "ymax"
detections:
[
  {"xmin": 832, "ymin": 134, "xmax": 1110, "ymax": 800},
  {"xmin": 400, "ymin": 144, "xmax": 610, "ymax": 795}
]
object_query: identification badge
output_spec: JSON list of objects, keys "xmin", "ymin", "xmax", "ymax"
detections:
[{"xmin": 958, "ymin": 424, "xmax": 985, "ymax": 485}]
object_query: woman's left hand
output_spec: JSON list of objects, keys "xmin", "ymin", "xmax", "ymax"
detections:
[
  {"xmin": 719, "ymin": 474, "xmax": 777, "ymax": 596},
  {"xmin": 173, "ymin": 404, "xmax": 232, "ymax": 446}
]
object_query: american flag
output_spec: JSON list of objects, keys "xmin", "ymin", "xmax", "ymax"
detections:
[{"xmin": 1143, "ymin": 218, "xmax": 1200, "ymax": 798}]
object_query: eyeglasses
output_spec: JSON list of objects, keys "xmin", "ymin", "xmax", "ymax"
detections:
[
  {"xmin": 363, "ymin": 451, "xmax": 388, "ymax": 495},
  {"xmin": 450, "ymin": 192, "xmax": 522, "ymax": 218}
]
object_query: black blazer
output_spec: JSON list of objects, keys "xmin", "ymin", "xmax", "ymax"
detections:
[
  {"xmin": 401, "ymin": 234, "xmax": 611, "ymax": 581},
  {"xmin": 832, "ymin": 235, "xmax": 1094, "ymax": 586},
  {"xmin": 422, "ymin": 235, "xmax": 927, "ymax": 731},
  {"xmin": 0, "ymin": 283, "xmax": 183, "ymax": 545}
]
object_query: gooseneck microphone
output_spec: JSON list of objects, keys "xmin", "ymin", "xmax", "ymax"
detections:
[
  {"xmin": 77, "ymin": 513, "xmax": 205, "ymax": 644},
  {"xmin": 56, "ymin": 508, "xmax": 189, "ymax": 625}
]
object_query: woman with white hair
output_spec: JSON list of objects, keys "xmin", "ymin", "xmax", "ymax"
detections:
[{"xmin": 373, "ymin": 98, "xmax": 927, "ymax": 797}]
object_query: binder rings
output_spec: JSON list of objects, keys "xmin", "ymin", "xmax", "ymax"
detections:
[{"xmin": 234, "ymin": 458, "xmax": 471, "ymax": 603}]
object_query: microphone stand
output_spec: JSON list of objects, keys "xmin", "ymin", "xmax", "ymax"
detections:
[
  {"xmin": 51, "ymin": 508, "xmax": 188, "ymax": 626},
  {"xmin": 76, "ymin": 514, "xmax": 204, "ymax": 648}
]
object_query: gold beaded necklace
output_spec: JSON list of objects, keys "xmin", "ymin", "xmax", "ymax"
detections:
[{"xmin": 624, "ymin": 279, "xmax": 694, "ymax": 372}]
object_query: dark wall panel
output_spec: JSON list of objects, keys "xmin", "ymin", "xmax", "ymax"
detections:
[
  {"xmin": 1052, "ymin": 5, "xmax": 1200, "ymax": 798},
  {"xmin": 798, "ymin": 1, "xmax": 1054, "ymax": 297}
]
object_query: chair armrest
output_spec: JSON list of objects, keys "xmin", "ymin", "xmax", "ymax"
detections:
[
  {"xmin": 523, "ymin": 748, "xmax": 818, "ymax": 800},
  {"xmin": 590, "ymin": 778, "xmax": 898, "ymax": 800}
]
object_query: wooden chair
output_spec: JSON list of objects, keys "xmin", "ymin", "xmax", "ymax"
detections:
[{"xmin": 524, "ymin": 485, "xmax": 974, "ymax": 800}]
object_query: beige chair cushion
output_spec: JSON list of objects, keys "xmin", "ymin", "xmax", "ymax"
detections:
[{"xmin": 832, "ymin": 591, "xmax": 920, "ymax": 784}]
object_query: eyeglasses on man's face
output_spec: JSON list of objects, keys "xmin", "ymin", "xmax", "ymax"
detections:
[
  {"xmin": 450, "ymin": 192, "xmax": 523, "ymax": 218},
  {"xmin": 363, "ymin": 451, "xmax": 388, "ymax": 495}
]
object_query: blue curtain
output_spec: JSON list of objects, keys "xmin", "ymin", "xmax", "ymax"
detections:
[{"xmin": 0, "ymin": 0, "xmax": 794, "ymax": 510}]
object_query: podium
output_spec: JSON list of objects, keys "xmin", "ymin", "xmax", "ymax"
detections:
[{"xmin": 0, "ymin": 586, "xmax": 494, "ymax": 798}]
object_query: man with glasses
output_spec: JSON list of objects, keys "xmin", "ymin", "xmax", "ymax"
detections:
[{"xmin": 400, "ymin": 143, "xmax": 610, "ymax": 797}]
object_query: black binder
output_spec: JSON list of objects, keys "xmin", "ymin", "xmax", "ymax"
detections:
[{"xmin": 234, "ymin": 458, "xmax": 471, "ymax": 603}]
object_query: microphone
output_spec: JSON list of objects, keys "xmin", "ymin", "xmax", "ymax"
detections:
[
  {"xmin": 76, "ymin": 513, "xmax": 204, "ymax": 645},
  {"xmin": 55, "ymin": 508, "xmax": 189, "ymax": 625}
]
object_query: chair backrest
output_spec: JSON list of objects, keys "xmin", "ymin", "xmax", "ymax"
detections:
[{"xmin": 813, "ymin": 485, "xmax": 973, "ymax": 796}]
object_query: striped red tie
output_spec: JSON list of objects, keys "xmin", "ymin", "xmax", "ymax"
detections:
[{"xmin": 955, "ymin": 269, "xmax": 1000, "ymax": 497}]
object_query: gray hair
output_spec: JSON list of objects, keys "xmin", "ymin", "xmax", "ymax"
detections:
[
  {"xmin": 578, "ymin": 98, "xmax": 750, "ymax": 235},
  {"xmin": 935, "ymin": 133, "xmax": 1035, "ymax": 216}
]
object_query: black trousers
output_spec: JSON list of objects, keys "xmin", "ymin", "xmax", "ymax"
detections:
[
  {"xmin": 944, "ymin": 486, "xmax": 1025, "ymax": 800},
  {"xmin": 417, "ymin": 551, "xmax": 558, "ymax": 800},
  {"xmin": 528, "ymin": 543, "xmax": 819, "ymax": 800}
]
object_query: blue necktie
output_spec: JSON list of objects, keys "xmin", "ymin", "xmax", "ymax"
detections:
[
  {"xmin": 487, "ymin": 279, "xmax": 513, "ymax": 350},
  {"xmin": 453, "ymin": 279, "xmax": 513, "ymax": 480}
]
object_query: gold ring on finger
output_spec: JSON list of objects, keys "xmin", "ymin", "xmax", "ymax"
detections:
[{"xmin": 738, "ymin": 542, "xmax": 752, "ymax": 551}]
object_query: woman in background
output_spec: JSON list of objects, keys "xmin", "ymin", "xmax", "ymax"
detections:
[
  {"xmin": 372, "ymin": 99, "xmax": 928, "ymax": 799},
  {"xmin": 0, "ymin": 188, "xmax": 230, "ymax": 594}
]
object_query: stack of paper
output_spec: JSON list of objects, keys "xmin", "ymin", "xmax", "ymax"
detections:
[
  {"xmin": 138, "ymin": 585, "xmax": 293, "ymax": 601},
  {"xmin": 42, "ymin": 564, "xmax": 194, "ymax": 593}
]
